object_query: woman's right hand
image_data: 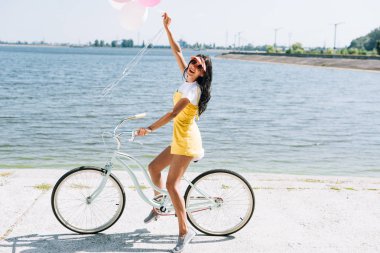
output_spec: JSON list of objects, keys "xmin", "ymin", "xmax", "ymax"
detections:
[
  {"xmin": 162, "ymin": 12, "xmax": 171, "ymax": 29},
  {"xmin": 136, "ymin": 127, "xmax": 151, "ymax": 136}
]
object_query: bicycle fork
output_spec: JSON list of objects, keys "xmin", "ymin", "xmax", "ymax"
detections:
[{"xmin": 86, "ymin": 162, "xmax": 113, "ymax": 204}]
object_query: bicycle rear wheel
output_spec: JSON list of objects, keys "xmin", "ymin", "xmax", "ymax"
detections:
[
  {"xmin": 184, "ymin": 169, "xmax": 254, "ymax": 236},
  {"xmin": 51, "ymin": 166, "xmax": 125, "ymax": 234}
]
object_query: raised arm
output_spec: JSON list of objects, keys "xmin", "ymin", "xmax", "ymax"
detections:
[{"xmin": 163, "ymin": 13, "xmax": 187, "ymax": 74}]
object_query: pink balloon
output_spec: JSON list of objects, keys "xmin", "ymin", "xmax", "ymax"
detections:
[
  {"xmin": 138, "ymin": 0, "xmax": 161, "ymax": 7},
  {"xmin": 109, "ymin": 0, "xmax": 126, "ymax": 10},
  {"xmin": 120, "ymin": 1, "xmax": 148, "ymax": 31},
  {"xmin": 113, "ymin": 0, "xmax": 131, "ymax": 2}
]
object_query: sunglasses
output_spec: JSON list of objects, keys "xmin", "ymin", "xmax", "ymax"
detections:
[{"xmin": 189, "ymin": 59, "xmax": 205, "ymax": 71}]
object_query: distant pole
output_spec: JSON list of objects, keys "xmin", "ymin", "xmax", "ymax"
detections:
[
  {"xmin": 333, "ymin": 22, "xmax": 344, "ymax": 50},
  {"xmin": 274, "ymin": 27, "xmax": 283, "ymax": 50},
  {"xmin": 225, "ymin": 31, "xmax": 228, "ymax": 48},
  {"xmin": 237, "ymin": 31, "xmax": 243, "ymax": 50},
  {"xmin": 234, "ymin": 33, "xmax": 237, "ymax": 49}
]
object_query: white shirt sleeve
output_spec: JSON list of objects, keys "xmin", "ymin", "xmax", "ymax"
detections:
[{"xmin": 182, "ymin": 85, "xmax": 200, "ymax": 105}]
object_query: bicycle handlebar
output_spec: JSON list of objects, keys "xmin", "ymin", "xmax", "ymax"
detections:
[
  {"xmin": 113, "ymin": 113, "xmax": 147, "ymax": 136},
  {"xmin": 132, "ymin": 113, "xmax": 146, "ymax": 119},
  {"xmin": 107, "ymin": 113, "xmax": 147, "ymax": 150}
]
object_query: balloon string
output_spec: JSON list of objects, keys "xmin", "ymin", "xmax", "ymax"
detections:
[
  {"xmin": 102, "ymin": 28, "xmax": 163, "ymax": 96},
  {"xmin": 102, "ymin": 28, "xmax": 164, "ymax": 96},
  {"xmin": 151, "ymin": 7, "xmax": 165, "ymax": 15}
]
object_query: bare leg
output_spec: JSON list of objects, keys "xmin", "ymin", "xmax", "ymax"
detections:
[
  {"xmin": 166, "ymin": 154, "xmax": 193, "ymax": 236},
  {"xmin": 148, "ymin": 146, "xmax": 172, "ymax": 196}
]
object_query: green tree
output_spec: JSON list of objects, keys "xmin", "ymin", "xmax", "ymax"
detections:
[
  {"xmin": 291, "ymin": 42, "xmax": 304, "ymax": 54},
  {"xmin": 349, "ymin": 36, "xmax": 367, "ymax": 49},
  {"xmin": 243, "ymin": 43, "xmax": 254, "ymax": 51},
  {"xmin": 339, "ymin": 48, "xmax": 348, "ymax": 55},
  {"xmin": 99, "ymin": 40, "xmax": 105, "ymax": 47},
  {"xmin": 325, "ymin": 48, "xmax": 334, "ymax": 55},
  {"xmin": 376, "ymin": 40, "xmax": 380, "ymax": 55},
  {"xmin": 178, "ymin": 39, "xmax": 188, "ymax": 48},
  {"xmin": 121, "ymin": 39, "xmax": 133, "ymax": 47},
  {"xmin": 308, "ymin": 48, "xmax": 321, "ymax": 55},
  {"xmin": 94, "ymin": 40, "xmax": 99, "ymax": 47},
  {"xmin": 364, "ymin": 28, "xmax": 380, "ymax": 50},
  {"xmin": 349, "ymin": 27, "xmax": 380, "ymax": 51},
  {"xmin": 111, "ymin": 40, "xmax": 118, "ymax": 47},
  {"xmin": 266, "ymin": 45, "xmax": 275, "ymax": 53},
  {"xmin": 358, "ymin": 49, "xmax": 368, "ymax": 55},
  {"xmin": 348, "ymin": 48, "xmax": 359, "ymax": 55}
]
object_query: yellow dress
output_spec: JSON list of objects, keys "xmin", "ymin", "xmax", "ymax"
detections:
[{"xmin": 171, "ymin": 91, "xmax": 204, "ymax": 159}]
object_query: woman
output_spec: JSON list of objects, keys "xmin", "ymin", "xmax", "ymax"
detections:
[{"xmin": 136, "ymin": 12, "xmax": 212, "ymax": 253}]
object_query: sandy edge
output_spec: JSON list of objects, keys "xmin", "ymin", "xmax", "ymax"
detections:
[{"xmin": 217, "ymin": 53, "xmax": 380, "ymax": 72}]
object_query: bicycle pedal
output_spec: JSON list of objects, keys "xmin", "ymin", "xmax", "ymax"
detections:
[{"xmin": 152, "ymin": 194, "xmax": 165, "ymax": 203}]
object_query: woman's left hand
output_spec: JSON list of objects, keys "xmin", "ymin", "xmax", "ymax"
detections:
[{"xmin": 162, "ymin": 12, "xmax": 171, "ymax": 29}]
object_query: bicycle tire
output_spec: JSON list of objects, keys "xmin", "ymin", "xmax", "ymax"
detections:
[
  {"xmin": 184, "ymin": 169, "xmax": 255, "ymax": 236},
  {"xmin": 51, "ymin": 166, "xmax": 125, "ymax": 234}
]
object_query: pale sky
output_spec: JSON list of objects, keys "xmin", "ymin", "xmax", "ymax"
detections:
[{"xmin": 0, "ymin": 0, "xmax": 379, "ymax": 48}]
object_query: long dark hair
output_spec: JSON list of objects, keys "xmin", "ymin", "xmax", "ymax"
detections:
[{"xmin": 183, "ymin": 54, "xmax": 212, "ymax": 117}]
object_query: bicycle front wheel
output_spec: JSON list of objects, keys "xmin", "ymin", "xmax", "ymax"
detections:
[
  {"xmin": 51, "ymin": 166, "xmax": 125, "ymax": 234},
  {"xmin": 184, "ymin": 169, "xmax": 255, "ymax": 236}
]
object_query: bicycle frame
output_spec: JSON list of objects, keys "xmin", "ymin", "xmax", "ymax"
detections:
[{"xmin": 87, "ymin": 114, "xmax": 217, "ymax": 214}]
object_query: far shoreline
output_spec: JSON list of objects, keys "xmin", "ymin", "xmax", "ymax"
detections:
[{"xmin": 217, "ymin": 52, "xmax": 380, "ymax": 72}]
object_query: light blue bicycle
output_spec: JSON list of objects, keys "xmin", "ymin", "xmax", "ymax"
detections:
[{"xmin": 51, "ymin": 113, "xmax": 255, "ymax": 236}]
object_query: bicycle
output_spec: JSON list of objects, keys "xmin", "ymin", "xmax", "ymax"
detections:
[{"xmin": 51, "ymin": 113, "xmax": 255, "ymax": 236}]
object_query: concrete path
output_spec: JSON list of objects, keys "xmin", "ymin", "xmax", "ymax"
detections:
[{"xmin": 1, "ymin": 169, "xmax": 379, "ymax": 253}]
